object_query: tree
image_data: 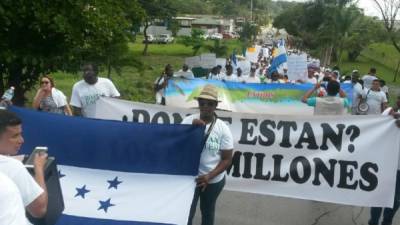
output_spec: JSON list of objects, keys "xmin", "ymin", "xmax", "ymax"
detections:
[
  {"xmin": 343, "ymin": 16, "xmax": 386, "ymax": 61},
  {"xmin": 211, "ymin": 0, "xmax": 240, "ymax": 18},
  {"xmin": 372, "ymin": 0, "xmax": 400, "ymax": 54},
  {"xmin": 138, "ymin": 0, "xmax": 177, "ymax": 55},
  {"xmin": 239, "ymin": 21, "xmax": 260, "ymax": 52},
  {"xmin": 205, "ymin": 40, "xmax": 228, "ymax": 57},
  {"xmin": 0, "ymin": 0, "xmax": 144, "ymax": 105},
  {"xmin": 273, "ymin": 0, "xmax": 375, "ymax": 66},
  {"xmin": 180, "ymin": 29, "xmax": 206, "ymax": 56},
  {"xmin": 167, "ymin": 19, "xmax": 181, "ymax": 37}
]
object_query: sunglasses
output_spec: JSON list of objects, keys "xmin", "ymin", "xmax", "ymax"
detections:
[
  {"xmin": 198, "ymin": 100, "xmax": 216, "ymax": 107},
  {"xmin": 41, "ymin": 81, "xmax": 49, "ymax": 84}
]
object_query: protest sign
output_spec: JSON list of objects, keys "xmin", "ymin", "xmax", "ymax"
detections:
[
  {"xmin": 200, "ymin": 53, "xmax": 216, "ymax": 69},
  {"xmin": 185, "ymin": 56, "xmax": 201, "ymax": 68},
  {"xmin": 95, "ymin": 97, "xmax": 400, "ymax": 207},
  {"xmin": 287, "ymin": 53, "xmax": 308, "ymax": 81}
]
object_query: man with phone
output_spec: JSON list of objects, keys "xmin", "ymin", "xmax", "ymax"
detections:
[{"xmin": 0, "ymin": 110, "xmax": 48, "ymax": 223}]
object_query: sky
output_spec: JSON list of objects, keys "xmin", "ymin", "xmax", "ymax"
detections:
[{"xmin": 274, "ymin": 0, "xmax": 382, "ymax": 18}]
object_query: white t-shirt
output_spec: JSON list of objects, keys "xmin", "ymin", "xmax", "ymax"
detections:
[
  {"xmin": 351, "ymin": 82, "xmax": 363, "ymax": 112},
  {"xmin": 362, "ymin": 74, "xmax": 377, "ymax": 89},
  {"xmin": 0, "ymin": 155, "xmax": 43, "ymax": 207},
  {"xmin": 154, "ymin": 75, "xmax": 166, "ymax": 104},
  {"xmin": 175, "ymin": 70, "xmax": 194, "ymax": 79},
  {"xmin": 306, "ymin": 77, "xmax": 317, "ymax": 84},
  {"xmin": 244, "ymin": 76, "xmax": 261, "ymax": 83},
  {"xmin": 182, "ymin": 114, "xmax": 234, "ymax": 183},
  {"xmin": 236, "ymin": 75, "xmax": 245, "ymax": 83},
  {"xmin": 70, "ymin": 77, "xmax": 120, "ymax": 117},
  {"xmin": 381, "ymin": 85, "xmax": 389, "ymax": 94},
  {"xmin": 208, "ymin": 73, "xmax": 222, "ymax": 81},
  {"xmin": 363, "ymin": 89, "xmax": 387, "ymax": 115},
  {"xmin": 222, "ymin": 74, "xmax": 238, "ymax": 82},
  {"xmin": 0, "ymin": 172, "xmax": 31, "ymax": 225}
]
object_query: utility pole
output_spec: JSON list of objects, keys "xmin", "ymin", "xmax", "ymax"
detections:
[{"xmin": 250, "ymin": 0, "xmax": 253, "ymax": 22}]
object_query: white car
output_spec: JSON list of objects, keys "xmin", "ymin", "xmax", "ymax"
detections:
[
  {"xmin": 142, "ymin": 34, "xmax": 155, "ymax": 43},
  {"xmin": 157, "ymin": 34, "xmax": 174, "ymax": 44},
  {"xmin": 209, "ymin": 33, "xmax": 223, "ymax": 40}
]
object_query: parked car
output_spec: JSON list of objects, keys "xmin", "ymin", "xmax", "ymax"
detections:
[
  {"xmin": 222, "ymin": 32, "xmax": 240, "ymax": 39},
  {"xmin": 209, "ymin": 33, "xmax": 223, "ymax": 40},
  {"xmin": 222, "ymin": 33, "xmax": 233, "ymax": 39},
  {"xmin": 231, "ymin": 32, "xmax": 240, "ymax": 39},
  {"xmin": 142, "ymin": 34, "xmax": 155, "ymax": 44},
  {"xmin": 157, "ymin": 34, "xmax": 174, "ymax": 44}
]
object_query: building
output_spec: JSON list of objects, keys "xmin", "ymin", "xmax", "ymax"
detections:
[{"xmin": 190, "ymin": 16, "xmax": 234, "ymax": 34}]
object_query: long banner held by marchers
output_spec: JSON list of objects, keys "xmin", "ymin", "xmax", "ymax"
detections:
[
  {"xmin": 11, "ymin": 106, "xmax": 205, "ymax": 225},
  {"xmin": 95, "ymin": 97, "xmax": 400, "ymax": 208},
  {"xmin": 165, "ymin": 78, "xmax": 353, "ymax": 115}
]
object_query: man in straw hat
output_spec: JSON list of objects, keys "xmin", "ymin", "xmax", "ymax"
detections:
[{"xmin": 182, "ymin": 84, "xmax": 233, "ymax": 225}]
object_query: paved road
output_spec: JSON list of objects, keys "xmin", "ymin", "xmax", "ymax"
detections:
[{"xmin": 192, "ymin": 190, "xmax": 400, "ymax": 225}]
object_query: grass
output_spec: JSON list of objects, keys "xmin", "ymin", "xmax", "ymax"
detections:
[{"xmin": 25, "ymin": 38, "xmax": 400, "ymax": 107}]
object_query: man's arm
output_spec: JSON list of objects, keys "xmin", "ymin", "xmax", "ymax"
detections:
[
  {"xmin": 196, "ymin": 149, "xmax": 233, "ymax": 191},
  {"xmin": 302, "ymin": 83, "xmax": 319, "ymax": 103},
  {"xmin": 26, "ymin": 153, "xmax": 48, "ymax": 218},
  {"xmin": 339, "ymin": 89, "xmax": 347, "ymax": 98}
]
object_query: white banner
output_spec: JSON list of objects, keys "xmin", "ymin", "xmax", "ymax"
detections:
[
  {"xmin": 95, "ymin": 97, "xmax": 400, "ymax": 207},
  {"xmin": 185, "ymin": 56, "xmax": 201, "ymax": 68},
  {"xmin": 200, "ymin": 53, "xmax": 217, "ymax": 69}
]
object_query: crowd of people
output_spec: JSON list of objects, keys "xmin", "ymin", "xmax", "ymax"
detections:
[
  {"xmin": 150, "ymin": 56, "xmax": 398, "ymax": 225},
  {"xmin": 153, "ymin": 60, "xmax": 391, "ymax": 117},
  {"xmin": 0, "ymin": 54, "xmax": 398, "ymax": 225}
]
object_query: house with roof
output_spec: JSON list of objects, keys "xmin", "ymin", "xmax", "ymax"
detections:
[{"xmin": 190, "ymin": 16, "xmax": 234, "ymax": 34}]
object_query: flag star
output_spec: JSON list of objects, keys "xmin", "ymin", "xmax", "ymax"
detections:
[
  {"xmin": 75, "ymin": 185, "xmax": 90, "ymax": 199},
  {"xmin": 107, "ymin": 176, "xmax": 122, "ymax": 189},
  {"xmin": 98, "ymin": 198, "xmax": 115, "ymax": 213},
  {"xmin": 58, "ymin": 170, "xmax": 66, "ymax": 178}
]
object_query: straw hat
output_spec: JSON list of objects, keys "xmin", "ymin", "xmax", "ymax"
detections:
[{"xmin": 195, "ymin": 84, "xmax": 220, "ymax": 102}]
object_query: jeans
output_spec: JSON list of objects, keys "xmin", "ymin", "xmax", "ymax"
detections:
[
  {"xmin": 369, "ymin": 171, "xmax": 400, "ymax": 225},
  {"xmin": 187, "ymin": 177, "xmax": 225, "ymax": 225}
]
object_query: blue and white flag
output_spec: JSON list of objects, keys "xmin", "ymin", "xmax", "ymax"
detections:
[
  {"xmin": 11, "ymin": 107, "xmax": 205, "ymax": 225},
  {"xmin": 230, "ymin": 50, "xmax": 237, "ymax": 67},
  {"xmin": 268, "ymin": 39, "xmax": 288, "ymax": 75}
]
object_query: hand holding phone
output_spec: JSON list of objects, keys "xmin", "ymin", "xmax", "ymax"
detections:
[{"xmin": 25, "ymin": 146, "xmax": 48, "ymax": 165}]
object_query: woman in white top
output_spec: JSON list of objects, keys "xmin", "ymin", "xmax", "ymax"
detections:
[
  {"xmin": 32, "ymin": 75, "xmax": 72, "ymax": 115},
  {"xmin": 182, "ymin": 84, "xmax": 233, "ymax": 225}
]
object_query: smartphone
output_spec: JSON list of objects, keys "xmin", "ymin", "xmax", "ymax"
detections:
[{"xmin": 25, "ymin": 146, "xmax": 48, "ymax": 165}]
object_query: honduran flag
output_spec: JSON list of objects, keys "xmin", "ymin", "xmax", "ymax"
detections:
[
  {"xmin": 11, "ymin": 106, "xmax": 204, "ymax": 225},
  {"xmin": 268, "ymin": 39, "xmax": 288, "ymax": 75}
]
